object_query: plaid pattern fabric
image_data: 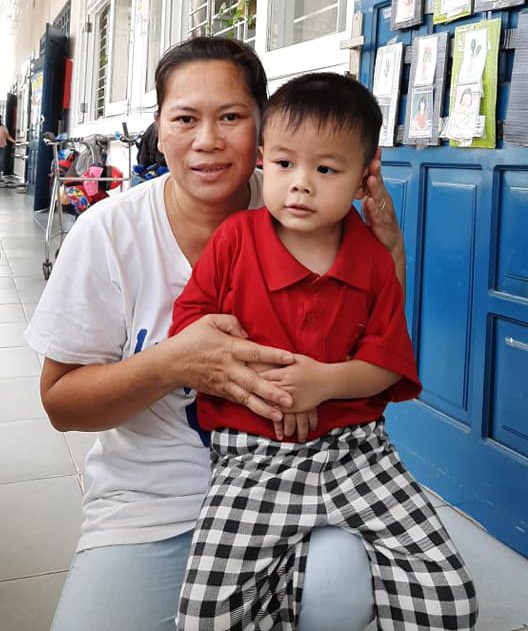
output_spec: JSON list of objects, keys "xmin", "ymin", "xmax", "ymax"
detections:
[{"xmin": 177, "ymin": 420, "xmax": 478, "ymax": 631}]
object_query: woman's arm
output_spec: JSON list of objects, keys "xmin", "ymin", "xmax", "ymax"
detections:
[
  {"xmin": 42, "ymin": 314, "xmax": 294, "ymax": 432},
  {"xmin": 362, "ymin": 149, "xmax": 406, "ymax": 298}
]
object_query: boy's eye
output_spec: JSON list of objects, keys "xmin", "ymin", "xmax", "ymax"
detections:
[
  {"xmin": 317, "ymin": 165, "xmax": 337, "ymax": 174},
  {"xmin": 276, "ymin": 160, "xmax": 292, "ymax": 169}
]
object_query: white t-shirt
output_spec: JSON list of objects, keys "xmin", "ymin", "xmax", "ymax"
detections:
[{"xmin": 24, "ymin": 171, "xmax": 264, "ymax": 551}]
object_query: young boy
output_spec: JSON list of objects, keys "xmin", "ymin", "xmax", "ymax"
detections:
[{"xmin": 170, "ymin": 73, "xmax": 477, "ymax": 630}]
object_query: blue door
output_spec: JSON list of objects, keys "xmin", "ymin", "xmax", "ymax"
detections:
[
  {"xmin": 27, "ymin": 24, "xmax": 67, "ymax": 211},
  {"xmin": 359, "ymin": 1, "xmax": 528, "ymax": 556}
]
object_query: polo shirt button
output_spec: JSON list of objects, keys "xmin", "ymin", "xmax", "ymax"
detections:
[{"xmin": 305, "ymin": 312, "xmax": 316, "ymax": 325}]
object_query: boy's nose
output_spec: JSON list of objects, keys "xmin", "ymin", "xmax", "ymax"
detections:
[{"xmin": 289, "ymin": 177, "xmax": 312, "ymax": 195}]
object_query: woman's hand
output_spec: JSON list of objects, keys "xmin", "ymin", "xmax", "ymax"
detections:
[
  {"xmin": 361, "ymin": 148, "xmax": 406, "ymax": 295},
  {"xmin": 167, "ymin": 314, "xmax": 295, "ymax": 422}
]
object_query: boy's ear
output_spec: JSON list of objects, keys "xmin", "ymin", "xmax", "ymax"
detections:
[
  {"xmin": 257, "ymin": 146, "xmax": 263, "ymax": 162},
  {"xmin": 353, "ymin": 167, "xmax": 369, "ymax": 200}
]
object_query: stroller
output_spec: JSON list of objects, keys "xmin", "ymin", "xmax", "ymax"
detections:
[{"xmin": 42, "ymin": 132, "xmax": 131, "ymax": 279}]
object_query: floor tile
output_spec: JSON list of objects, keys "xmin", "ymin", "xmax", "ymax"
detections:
[
  {"xmin": 0, "ymin": 476, "xmax": 82, "ymax": 580},
  {"xmin": 0, "ymin": 277, "xmax": 15, "ymax": 289},
  {"xmin": 0, "ymin": 572, "xmax": 67, "ymax": 631},
  {"xmin": 23, "ymin": 302, "xmax": 38, "ymax": 321},
  {"xmin": 65, "ymin": 432, "xmax": 97, "ymax": 473},
  {"xmin": 437, "ymin": 505, "xmax": 528, "ymax": 631},
  {"xmin": 0, "ymin": 303, "xmax": 26, "ymax": 324},
  {"xmin": 0, "ymin": 419, "xmax": 75, "ymax": 483},
  {"xmin": 0, "ymin": 287, "xmax": 20, "ymax": 304},
  {"xmin": 0, "ymin": 265, "xmax": 13, "ymax": 277},
  {"xmin": 12, "ymin": 278, "xmax": 45, "ymax": 303},
  {"xmin": 421, "ymin": 485, "xmax": 447, "ymax": 508},
  {"xmin": 0, "ymin": 377, "xmax": 46, "ymax": 422},
  {"xmin": 0, "ymin": 321, "xmax": 27, "ymax": 347},
  {"xmin": 0, "ymin": 348, "xmax": 41, "ymax": 378}
]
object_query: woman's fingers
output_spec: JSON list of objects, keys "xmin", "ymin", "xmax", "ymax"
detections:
[{"xmin": 223, "ymin": 379, "xmax": 284, "ymax": 423}]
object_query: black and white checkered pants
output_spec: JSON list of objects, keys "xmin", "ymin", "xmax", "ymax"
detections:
[{"xmin": 177, "ymin": 419, "xmax": 478, "ymax": 630}]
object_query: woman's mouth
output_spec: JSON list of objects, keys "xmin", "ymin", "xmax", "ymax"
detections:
[{"xmin": 190, "ymin": 163, "xmax": 231, "ymax": 182}]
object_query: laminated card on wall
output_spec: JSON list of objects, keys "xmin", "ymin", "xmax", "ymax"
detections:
[
  {"xmin": 404, "ymin": 32, "xmax": 449, "ymax": 145},
  {"xmin": 433, "ymin": 0, "xmax": 472, "ymax": 25},
  {"xmin": 504, "ymin": 11, "xmax": 528, "ymax": 145},
  {"xmin": 373, "ymin": 42, "xmax": 404, "ymax": 147},
  {"xmin": 391, "ymin": 0, "xmax": 424, "ymax": 30},
  {"xmin": 443, "ymin": 19, "xmax": 501, "ymax": 148}
]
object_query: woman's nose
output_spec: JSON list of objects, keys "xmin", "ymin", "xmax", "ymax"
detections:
[{"xmin": 193, "ymin": 122, "xmax": 223, "ymax": 151}]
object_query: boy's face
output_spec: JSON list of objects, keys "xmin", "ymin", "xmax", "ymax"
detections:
[{"xmin": 261, "ymin": 117, "xmax": 368, "ymax": 238}]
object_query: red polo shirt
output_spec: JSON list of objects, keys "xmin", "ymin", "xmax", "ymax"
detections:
[{"xmin": 170, "ymin": 207, "xmax": 421, "ymax": 441}]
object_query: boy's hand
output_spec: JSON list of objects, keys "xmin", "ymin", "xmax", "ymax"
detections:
[
  {"xmin": 274, "ymin": 409, "xmax": 318, "ymax": 442},
  {"xmin": 258, "ymin": 354, "xmax": 327, "ymax": 413}
]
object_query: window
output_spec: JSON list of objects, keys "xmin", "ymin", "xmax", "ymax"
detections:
[
  {"xmin": 188, "ymin": 0, "xmax": 256, "ymax": 47},
  {"xmin": 95, "ymin": 5, "xmax": 110, "ymax": 119},
  {"xmin": 109, "ymin": 0, "xmax": 132, "ymax": 104},
  {"xmin": 267, "ymin": 0, "xmax": 346, "ymax": 51},
  {"xmin": 146, "ymin": 0, "xmax": 163, "ymax": 93}
]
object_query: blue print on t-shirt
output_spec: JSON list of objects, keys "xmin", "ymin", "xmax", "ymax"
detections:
[
  {"xmin": 184, "ymin": 397, "xmax": 210, "ymax": 447},
  {"xmin": 133, "ymin": 328, "xmax": 210, "ymax": 446}
]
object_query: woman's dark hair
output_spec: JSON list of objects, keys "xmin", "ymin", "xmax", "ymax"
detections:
[
  {"xmin": 155, "ymin": 36, "xmax": 268, "ymax": 116},
  {"xmin": 261, "ymin": 72, "xmax": 382, "ymax": 165}
]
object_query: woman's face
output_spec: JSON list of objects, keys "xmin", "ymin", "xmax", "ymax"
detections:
[{"xmin": 157, "ymin": 60, "xmax": 259, "ymax": 209}]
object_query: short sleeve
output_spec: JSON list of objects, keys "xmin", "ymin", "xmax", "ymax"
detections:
[
  {"xmin": 353, "ymin": 252, "xmax": 421, "ymax": 401},
  {"xmin": 24, "ymin": 211, "xmax": 127, "ymax": 364},
  {"xmin": 169, "ymin": 223, "xmax": 233, "ymax": 337}
]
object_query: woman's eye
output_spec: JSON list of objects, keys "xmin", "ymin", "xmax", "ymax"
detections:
[
  {"xmin": 317, "ymin": 165, "xmax": 336, "ymax": 174},
  {"xmin": 175, "ymin": 116, "xmax": 194, "ymax": 125},
  {"xmin": 222, "ymin": 113, "xmax": 240, "ymax": 122}
]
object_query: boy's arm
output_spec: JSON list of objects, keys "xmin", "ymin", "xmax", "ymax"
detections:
[
  {"xmin": 169, "ymin": 229, "xmax": 229, "ymax": 337},
  {"xmin": 260, "ymin": 250, "xmax": 421, "ymax": 412},
  {"xmin": 259, "ymin": 354, "xmax": 400, "ymax": 413}
]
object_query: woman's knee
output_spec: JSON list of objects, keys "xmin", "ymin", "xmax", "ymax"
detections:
[{"xmin": 298, "ymin": 527, "xmax": 374, "ymax": 631}]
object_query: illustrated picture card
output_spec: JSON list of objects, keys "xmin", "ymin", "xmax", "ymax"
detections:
[
  {"xmin": 433, "ymin": 0, "xmax": 472, "ymax": 25},
  {"xmin": 458, "ymin": 28, "xmax": 487, "ymax": 83},
  {"xmin": 409, "ymin": 89, "xmax": 434, "ymax": 138},
  {"xmin": 443, "ymin": 83, "xmax": 483, "ymax": 142},
  {"xmin": 415, "ymin": 35, "xmax": 439, "ymax": 86},
  {"xmin": 474, "ymin": 0, "xmax": 523, "ymax": 10},
  {"xmin": 447, "ymin": 19, "xmax": 501, "ymax": 148},
  {"xmin": 373, "ymin": 43, "xmax": 404, "ymax": 146},
  {"xmin": 404, "ymin": 32, "xmax": 449, "ymax": 146},
  {"xmin": 391, "ymin": 0, "xmax": 423, "ymax": 30}
]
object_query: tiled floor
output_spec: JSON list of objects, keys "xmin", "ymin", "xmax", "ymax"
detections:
[{"xmin": 0, "ymin": 186, "xmax": 527, "ymax": 630}]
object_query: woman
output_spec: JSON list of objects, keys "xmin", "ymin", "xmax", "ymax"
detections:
[{"xmin": 25, "ymin": 37, "xmax": 404, "ymax": 631}]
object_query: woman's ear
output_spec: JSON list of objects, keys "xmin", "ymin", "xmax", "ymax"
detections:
[{"xmin": 154, "ymin": 112, "xmax": 163, "ymax": 154}]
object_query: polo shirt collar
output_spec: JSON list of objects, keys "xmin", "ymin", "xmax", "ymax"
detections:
[{"xmin": 257, "ymin": 208, "xmax": 372, "ymax": 292}]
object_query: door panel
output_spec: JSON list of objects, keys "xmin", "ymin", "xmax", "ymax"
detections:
[{"xmin": 359, "ymin": 0, "xmax": 528, "ymax": 556}]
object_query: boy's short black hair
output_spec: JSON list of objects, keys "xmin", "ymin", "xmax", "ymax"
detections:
[{"xmin": 261, "ymin": 72, "xmax": 382, "ymax": 165}]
